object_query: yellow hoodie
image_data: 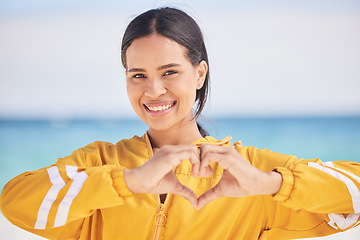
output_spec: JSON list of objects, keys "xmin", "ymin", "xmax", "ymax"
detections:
[{"xmin": 1, "ymin": 134, "xmax": 360, "ymax": 240}]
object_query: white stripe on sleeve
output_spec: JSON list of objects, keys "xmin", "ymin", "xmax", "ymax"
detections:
[
  {"xmin": 328, "ymin": 213, "xmax": 360, "ymax": 230},
  {"xmin": 321, "ymin": 161, "xmax": 360, "ymax": 229},
  {"xmin": 34, "ymin": 166, "xmax": 66, "ymax": 229},
  {"xmin": 323, "ymin": 161, "xmax": 360, "ymax": 185},
  {"xmin": 53, "ymin": 165, "xmax": 88, "ymax": 228},
  {"xmin": 65, "ymin": 165, "xmax": 78, "ymax": 179},
  {"xmin": 308, "ymin": 162, "xmax": 360, "ymax": 213}
]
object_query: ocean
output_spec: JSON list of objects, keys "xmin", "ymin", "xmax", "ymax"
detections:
[
  {"xmin": 1, "ymin": 116, "xmax": 360, "ymax": 240},
  {"xmin": 1, "ymin": 117, "xmax": 359, "ymax": 190}
]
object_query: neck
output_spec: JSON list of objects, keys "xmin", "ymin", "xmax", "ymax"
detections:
[{"xmin": 147, "ymin": 118, "xmax": 203, "ymax": 148}]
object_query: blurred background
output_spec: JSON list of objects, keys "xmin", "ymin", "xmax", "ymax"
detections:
[{"xmin": 0, "ymin": 0, "xmax": 359, "ymax": 239}]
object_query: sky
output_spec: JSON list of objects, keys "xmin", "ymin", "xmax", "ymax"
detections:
[{"xmin": 0, "ymin": 0, "xmax": 359, "ymax": 119}]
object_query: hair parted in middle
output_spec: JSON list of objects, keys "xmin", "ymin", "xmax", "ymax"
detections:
[{"xmin": 121, "ymin": 7, "xmax": 210, "ymax": 122}]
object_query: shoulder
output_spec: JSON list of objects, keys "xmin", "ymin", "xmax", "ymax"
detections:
[
  {"xmin": 78, "ymin": 134, "xmax": 148, "ymax": 165},
  {"xmin": 233, "ymin": 141, "xmax": 296, "ymax": 171},
  {"xmin": 114, "ymin": 134, "xmax": 148, "ymax": 152},
  {"xmin": 83, "ymin": 134, "xmax": 145, "ymax": 151},
  {"xmin": 234, "ymin": 141, "xmax": 289, "ymax": 159}
]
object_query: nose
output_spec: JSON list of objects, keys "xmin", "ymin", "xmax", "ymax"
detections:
[{"xmin": 144, "ymin": 77, "xmax": 166, "ymax": 98}]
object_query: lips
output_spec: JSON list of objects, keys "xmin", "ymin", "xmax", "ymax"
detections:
[{"xmin": 144, "ymin": 101, "xmax": 176, "ymax": 114}]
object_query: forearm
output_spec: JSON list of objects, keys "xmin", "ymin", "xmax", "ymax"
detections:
[
  {"xmin": 1, "ymin": 164, "xmax": 132, "ymax": 232},
  {"xmin": 273, "ymin": 161, "xmax": 360, "ymax": 214}
]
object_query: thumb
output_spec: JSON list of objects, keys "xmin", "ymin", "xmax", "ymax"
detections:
[
  {"xmin": 196, "ymin": 184, "xmax": 224, "ymax": 210},
  {"xmin": 171, "ymin": 181, "xmax": 198, "ymax": 209}
]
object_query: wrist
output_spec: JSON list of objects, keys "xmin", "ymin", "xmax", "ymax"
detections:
[
  {"xmin": 264, "ymin": 171, "xmax": 283, "ymax": 196},
  {"xmin": 123, "ymin": 168, "xmax": 140, "ymax": 194}
]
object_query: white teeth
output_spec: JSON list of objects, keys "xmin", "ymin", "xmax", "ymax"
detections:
[{"xmin": 147, "ymin": 103, "xmax": 173, "ymax": 111}]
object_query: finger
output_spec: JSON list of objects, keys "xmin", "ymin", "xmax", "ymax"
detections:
[
  {"xmin": 187, "ymin": 145, "xmax": 200, "ymax": 177},
  {"xmin": 200, "ymin": 145, "xmax": 240, "ymax": 173},
  {"xmin": 191, "ymin": 162, "xmax": 200, "ymax": 178},
  {"xmin": 201, "ymin": 165, "xmax": 214, "ymax": 177},
  {"xmin": 171, "ymin": 145, "xmax": 200, "ymax": 177},
  {"xmin": 199, "ymin": 145, "xmax": 212, "ymax": 177},
  {"xmin": 173, "ymin": 145, "xmax": 200, "ymax": 164},
  {"xmin": 142, "ymin": 147, "xmax": 197, "ymax": 190},
  {"xmin": 154, "ymin": 145, "xmax": 200, "ymax": 171},
  {"xmin": 199, "ymin": 145, "xmax": 227, "ymax": 177},
  {"xmin": 196, "ymin": 183, "xmax": 224, "ymax": 210}
]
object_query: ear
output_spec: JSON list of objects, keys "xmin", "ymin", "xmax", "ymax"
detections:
[{"xmin": 196, "ymin": 60, "xmax": 208, "ymax": 90}]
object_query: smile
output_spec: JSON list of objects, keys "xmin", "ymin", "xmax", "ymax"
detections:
[{"xmin": 144, "ymin": 101, "xmax": 176, "ymax": 113}]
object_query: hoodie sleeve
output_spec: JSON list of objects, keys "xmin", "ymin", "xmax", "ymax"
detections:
[
  {"xmin": 0, "ymin": 141, "xmax": 133, "ymax": 239},
  {"xmin": 235, "ymin": 143, "xmax": 360, "ymax": 237}
]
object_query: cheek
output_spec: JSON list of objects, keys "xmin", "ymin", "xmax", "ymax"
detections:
[
  {"xmin": 176, "ymin": 72, "xmax": 198, "ymax": 91},
  {"xmin": 176, "ymin": 83, "xmax": 197, "ymax": 107},
  {"xmin": 126, "ymin": 84, "xmax": 140, "ymax": 107}
]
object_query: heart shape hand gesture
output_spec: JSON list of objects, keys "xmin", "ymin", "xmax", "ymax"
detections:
[{"xmin": 124, "ymin": 144, "xmax": 282, "ymax": 210}]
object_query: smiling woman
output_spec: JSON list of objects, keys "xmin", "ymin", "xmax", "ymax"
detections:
[
  {"xmin": 125, "ymin": 34, "xmax": 208, "ymax": 140},
  {"xmin": 1, "ymin": 7, "xmax": 360, "ymax": 240}
]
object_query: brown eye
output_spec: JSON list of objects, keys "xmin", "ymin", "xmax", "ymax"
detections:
[
  {"xmin": 163, "ymin": 70, "xmax": 177, "ymax": 76},
  {"xmin": 132, "ymin": 74, "xmax": 146, "ymax": 79}
]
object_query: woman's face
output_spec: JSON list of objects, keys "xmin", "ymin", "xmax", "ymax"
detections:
[{"xmin": 125, "ymin": 34, "xmax": 207, "ymax": 132}]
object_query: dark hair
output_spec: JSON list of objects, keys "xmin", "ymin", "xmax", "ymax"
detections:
[{"xmin": 121, "ymin": 7, "xmax": 209, "ymax": 136}]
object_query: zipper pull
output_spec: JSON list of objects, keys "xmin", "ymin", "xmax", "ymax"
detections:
[{"xmin": 154, "ymin": 203, "xmax": 167, "ymax": 227}]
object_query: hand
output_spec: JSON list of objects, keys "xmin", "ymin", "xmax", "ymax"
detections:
[
  {"xmin": 196, "ymin": 144, "xmax": 282, "ymax": 210},
  {"xmin": 124, "ymin": 145, "xmax": 200, "ymax": 208}
]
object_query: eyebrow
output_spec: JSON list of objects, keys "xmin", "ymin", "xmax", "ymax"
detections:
[
  {"xmin": 158, "ymin": 63, "xmax": 181, "ymax": 70},
  {"xmin": 127, "ymin": 63, "xmax": 181, "ymax": 73},
  {"xmin": 127, "ymin": 68, "xmax": 145, "ymax": 73}
]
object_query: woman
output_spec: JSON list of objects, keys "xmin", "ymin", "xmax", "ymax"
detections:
[{"xmin": 1, "ymin": 7, "xmax": 360, "ymax": 240}]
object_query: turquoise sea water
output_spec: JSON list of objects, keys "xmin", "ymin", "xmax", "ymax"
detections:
[{"xmin": 1, "ymin": 117, "xmax": 360, "ymax": 190}]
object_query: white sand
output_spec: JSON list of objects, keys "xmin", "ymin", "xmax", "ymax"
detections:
[
  {"xmin": 303, "ymin": 227, "xmax": 360, "ymax": 240},
  {"xmin": 1, "ymin": 212, "xmax": 359, "ymax": 239},
  {"xmin": 1, "ymin": 212, "xmax": 46, "ymax": 239}
]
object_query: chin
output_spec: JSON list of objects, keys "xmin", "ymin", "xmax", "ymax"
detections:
[{"xmin": 138, "ymin": 109, "xmax": 194, "ymax": 132}]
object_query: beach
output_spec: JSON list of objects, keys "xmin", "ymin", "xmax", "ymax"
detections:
[{"xmin": 0, "ymin": 118, "xmax": 359, "ymax": 239}]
